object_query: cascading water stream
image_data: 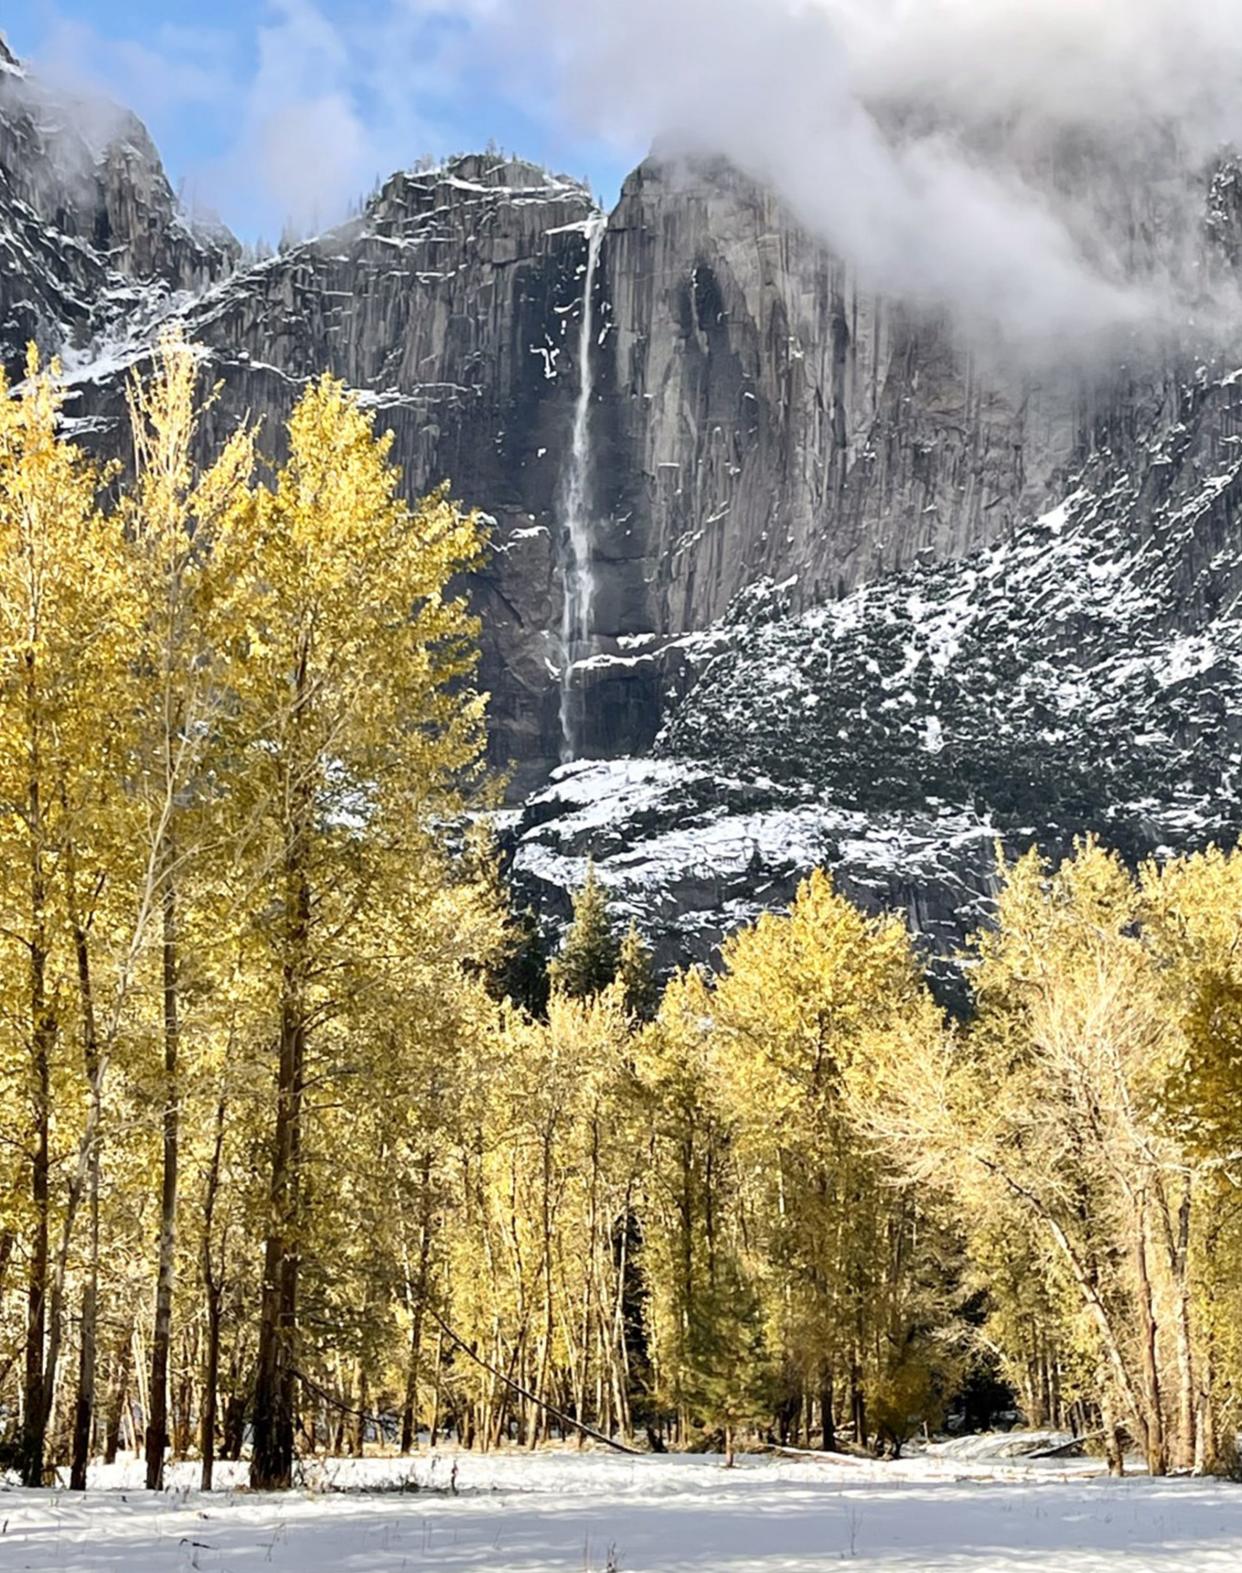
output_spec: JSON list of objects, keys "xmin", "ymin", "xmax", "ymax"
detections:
[{"xmin": 559, "ymin": 215, "xmax": 606, "ymax": 762}]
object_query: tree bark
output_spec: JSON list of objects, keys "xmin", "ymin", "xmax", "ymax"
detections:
[
  {"xmin": 400, "ymin": 1151, "xmax": 434, "ymax": 1454},
  {"xmin": 1100, "ymin": 1378, "xmax": 1125, "ymax": 1477},
  {"xmin": 69, "ymin": 900, "xmax": 103, "ymax": 1492},
  {"xmin": 146, "ymin": 864, "xmax": 180, "ymax": 1489},
  {"xmin": 21, "ymin": 970, "xmax": 52, "ymax": 1485},
  {"xmin": 1155, "ymin": 1175, "xmax": 1197, "ymax": 1471},
  {"xmin": 1133, "ymin": 1192, "xmax": 1167, "ymax": 1477},
  {"xmin": 251, "ymin": 729, "xmax": 311, "ymax": 1490},
  {"xmin": 200, "ymin": 1098, "xmax": 226, "ymax": 1490},
  {"xmin": 69, "ymin": 1159, "xmax": 100, "ymax": 1491},
  {"xmin": 820, "ymin": 1367, "xmax": 836, "ymax": 1452},
  {"xmin": 104, "ymin": 1334, "xmax": 133, "ymax": 1466}
]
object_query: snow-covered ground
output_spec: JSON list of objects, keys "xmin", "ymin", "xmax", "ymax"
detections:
[{"xmin": 4, "ymin": 1441, "xmax": 1242, "ymax": 1571}]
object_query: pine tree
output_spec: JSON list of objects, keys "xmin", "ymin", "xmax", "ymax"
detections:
[
  {"xmin": 481, "ymin": 854, "xmax": 552, "ymax": 1016},
  {"xmin": 549, "ymin": 862, "xmax": 619, "ymax": 999},
  {"xmin": 617, "ymin": 922, "xmax": 659, "ymax": 1021}
]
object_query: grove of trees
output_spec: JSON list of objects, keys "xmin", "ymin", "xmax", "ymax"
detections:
[{"xmin": 2, "ymin": 336, "xmax": 1242, "ymax": 1487}]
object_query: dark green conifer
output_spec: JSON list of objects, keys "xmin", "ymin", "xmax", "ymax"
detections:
[
  {"xmin": 549, "ymin": 861, "xmax": 619, "ymax": 998},
  {"xmin": 617, "ymin": 922, "xmax": 660, "ymax": 1021}
]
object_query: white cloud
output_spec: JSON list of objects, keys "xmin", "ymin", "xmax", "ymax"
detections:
[
  {"xmin": 838, "ymin": 0, "xmax": 1242, "ymax": 152},
  {"xmin": 33, "ymin": 15, "xmax": 237, "ymax": 114},
  {"xmin": 490, "ymin": 0, "xmax": 1242, "ymax": 352},
  {"xmin": 21, "ymin": 0, "xmax": 459, "ymax": 241},
  {"xmin": 233, "ymin": 0, "xmax": 372, "ymax": 235},
  {"xmin": 17, "ymin": 0, "xmax": 1242, "ymax": 351},
  {"xmin": 254, "ymin": 94, "xmax": 369, "ymax": 238}
]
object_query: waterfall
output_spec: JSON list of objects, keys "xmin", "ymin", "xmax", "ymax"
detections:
[{"xmin": 559, "ymin": 215, "xmax": 606, "ymax": 763}]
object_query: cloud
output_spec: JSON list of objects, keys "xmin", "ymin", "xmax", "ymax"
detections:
[
  {"xmin": 218, "ymin": 0, "xmax": 547, "ymax": 237},
  {"xmin": 254, "ymin": 94, "xmax": 369, "ymax": 237},
  {"xmin": 32, "ymin": 15, "xmax": 238, "ymax": 115},
  {"xmin": 839, "ymin": 0, "xmax": 1242, "ymax": 153},
  {"xmin": 19, "ymin": 1, "xmax": 467, "ymax": 241},
  {"xmin": 229, "ymin": 0, "xmax": 373, "ymax": 235},
  {"xmin": 489, "ymin": 0, "xmax": 1242, "ymax": 352},
  {"xmin": 16, "ymin": 0, "xmax": 1242, "ymax": 351}
]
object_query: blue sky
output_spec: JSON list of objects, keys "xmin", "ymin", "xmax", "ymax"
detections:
[{"xmin": 2, "ymin": 1, "xmax": 640, "ymax": 241}]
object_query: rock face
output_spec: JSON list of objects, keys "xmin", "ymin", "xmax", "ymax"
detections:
[
  {"xmin": 56, "ymin": 153, "xmax": 603, "ymax": 796},
  {"xmin": 0, "ymin": 42, "xmax": 235, "ymax": 376},
  {"xmin": 598, "ymin": 157, "xmax": 1079, "ymax": 630},
  {"xmin": 507, "ymin": 325, "xmax": 1242, "ymax": 971},
  {"xmin": 6, "ymin": 38, "xmax": 1242, "ymax": 970},
  {"xmin": 185, "ymin": 156, "xmax": 603, "ymax": 796}
]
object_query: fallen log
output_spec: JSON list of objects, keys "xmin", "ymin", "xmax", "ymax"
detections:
[
  {"xmin": 425, "ymin": 1306, "xmax": 642, "ymax": 1457},
  {"xmin": 1028, "ymin": 1432, "xmax": 1102, "ymax": 1459},
  {"xmin": 763, "ymin": 1444, "xmax": 866, "ymax": 1465}
]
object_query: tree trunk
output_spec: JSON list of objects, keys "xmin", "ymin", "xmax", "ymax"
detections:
[
  {"xmin": 400, "ymin": 1151, "xmax": 434, "ymax": 1454},
  {"xmin": 429, "ymin": 1328, "xmax": 443, "ymax": 1448},
  {"xmin": 69, "ymin": 1157, "xmax": 100, "ymax": 1491},
  {"xmin": 200, "ymin": 1099, "xmax": 226, "ymax": 1490},
  {"xmin": 250, "ymin": 997, "xmax": 306, "ymax": 1488},
  {"xmin": 146, "ymin": 868, "xmax": 180, "ymax": 1489},
  {"xmin": 21, "ymin": 919, "xmax": 53, "ymax": 1487},
  {"xmin": 104, "ymin": 1334, "xmax": 133, "ymax": 1465},
  {"xmin": 70, "ymin": 905, "xmax": 104, "ymax": 1493},
  {"xmin": 850, "ymin": 1354, "xmax": 866, "ymax": 1451},
  {"xmin": 251, "ymin": 768, "xmax": 311, "ymax": 1490},
  {"xmin": 1100, "ymin": 1380, "xmax": 1125, "ymax": 1477},
  {"xmin": 1133, "ymin": 1194, "xmax": 1167, "ymax": 1477},
  {"xmin": 399, "ymin": 1314, "xmax": 422, "ymax": 1455},
  {"xmin": 531, "ymin": 1134, "xmax": 554, "ymax": 1450},
  {"xmin": 1196, "ymin": 1339, "xmax": 1218, "ymax": 1476},
  {"xmin": 222, "ymin": 1382, "xmax": 246, "ymax": 1462},
  {"xmin": 1158, "ymin": 1175, "xmax": 1197, "ymax": 1471},
  {"xmin": 820, "ymin": 1367, "xmax": 836, "ymax": 1452},
  {"xmin": 173, "ymin": 1358, "xmax": 194, "ymax": 1459}
]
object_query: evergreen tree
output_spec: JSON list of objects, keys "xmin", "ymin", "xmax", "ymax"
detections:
[
  {"xmin": 687, "ymin": 1249, "xmax": 772, "ymax": 1465},
  {"xmin": 617, "ymin": 922, "xmax": 659, "ymax": 1021},
  {"xmin": 549, "ymin": 862, "xmax": 619, "ymax": 999},
  {"xmin": 485, "ymin": 894, "xmax": 552, "ymax": 1017}
]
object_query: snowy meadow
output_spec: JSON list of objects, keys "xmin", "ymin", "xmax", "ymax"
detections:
[{"xmin": 5, "ymin": 1444, "xmax": 1242, "ymax": 1572}]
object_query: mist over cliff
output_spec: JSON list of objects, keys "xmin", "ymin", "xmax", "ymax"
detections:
[{"xmin": 504, "ymin": 0, "xmax": 1242, "ymax": 355}]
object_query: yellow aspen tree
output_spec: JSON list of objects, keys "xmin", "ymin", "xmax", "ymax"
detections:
[
  {"xmin": 876, "ymin": 842, "xmax": 1189, "ymax": 1476},
  {"xmin": 121, "ymin": 329, "xmax": 257, "ymax": 1489},
  {"xmin": 710, "ymin": 869, "xmax": 945, "ymax": 1454},
  {"xmin": 222, "ymin": 376, "xmax": 486, "ymax": 1488},
  {"xmin": 634, "ymin": 968, "xmax": 756, "ymax": 1447},
  {"xmin": 0, "ymin": 349, "xmax": 124, "ymax": 1485},
  {"xmin": 1141, "ymin": 846, "xmax": 1242, "ymax": 1471}
]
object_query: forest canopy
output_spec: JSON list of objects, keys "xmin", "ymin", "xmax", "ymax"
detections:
[{"xmin": 2, "ymin": 337, "xmax": 1242, "ymax": 1491}]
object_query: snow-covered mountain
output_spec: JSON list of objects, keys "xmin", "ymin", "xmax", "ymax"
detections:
[
  {"xmin": 5, "ymin": 37, "xmax": 1242, "ymax": 973},
  {"xmin": 0, "ymin": 36, "xmax": 234, "ymax": 369}
]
